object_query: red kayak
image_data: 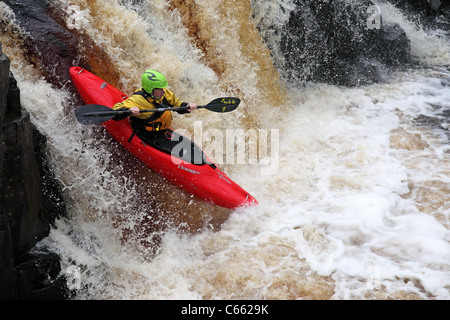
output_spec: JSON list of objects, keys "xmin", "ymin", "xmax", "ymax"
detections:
[{"xmin": 69, "ymin": 66, "xmax": 257, "ymax": 209}]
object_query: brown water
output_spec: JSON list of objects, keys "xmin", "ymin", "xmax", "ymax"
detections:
[{"xmin": 0, "ymin": 0, "xmax": 449, "ymax": 300}]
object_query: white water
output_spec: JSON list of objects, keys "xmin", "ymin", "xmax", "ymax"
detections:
[{"xmin": 1, "ymin": 0, "xmax": 449, "ymax": 299}]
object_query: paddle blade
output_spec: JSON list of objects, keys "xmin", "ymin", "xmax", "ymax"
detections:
[
  {"xmin": 202, "ymin": 97, "xmax": 240, "ymax": 113},
  {"xmin": 74, "ymin": 104, "xmax": 127, "ymax": 124}
]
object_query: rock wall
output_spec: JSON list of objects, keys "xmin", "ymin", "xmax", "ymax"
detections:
[
  {"xmin": 253, "ymin": 0, "xmax": 412, "ymax": 86},
  {"xmin": 253, "ymin": 0, "xmax": 449, "ymax": 87},
  {"xmin": 0, "ymin": 42, "xmax": 68, "ymax": 300}
]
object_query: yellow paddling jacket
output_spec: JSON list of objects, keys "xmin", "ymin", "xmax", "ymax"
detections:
[{"xmin": 112, "ymin": 88, "xmax": 189, "ymax": 132}]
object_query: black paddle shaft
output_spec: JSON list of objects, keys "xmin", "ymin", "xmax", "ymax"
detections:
[{"xmin": 74, "ymin": 97, "xmax": 240, "ymax": 125}]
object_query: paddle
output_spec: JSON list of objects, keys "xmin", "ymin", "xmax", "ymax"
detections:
[{"xmin": 74, "ymin": 97, "xmax": 240, "ymax": 125}]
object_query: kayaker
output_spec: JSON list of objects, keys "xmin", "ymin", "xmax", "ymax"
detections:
[
  {"xmin": 111, "ymin": 69, "xmax": 205, "ymax": 164},
  {"xmin": 112, "ymin": 69, "xmax": 197, "ymax": 139}
]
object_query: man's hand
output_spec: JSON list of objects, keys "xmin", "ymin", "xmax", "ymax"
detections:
[
  {"xmin": 130, "ymin": 106, "xmax": 140, "ymax": 115},
  {"xmin": 187, "ymin": 103, "xmax": 197, "ymax": 112}
]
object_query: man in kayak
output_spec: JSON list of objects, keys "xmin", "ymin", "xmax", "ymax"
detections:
[
  {"xmin": 112, "ymin": 69, "xmax": 197, "ymax": 132},
  {"xmin": 112, "ymin": 69, "xmax": 206, "ymax": 164}
]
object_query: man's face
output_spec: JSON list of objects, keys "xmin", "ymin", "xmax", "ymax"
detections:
[{"xmin": 152, "ymin": 88, "xmax": 165, "ymax": 99}]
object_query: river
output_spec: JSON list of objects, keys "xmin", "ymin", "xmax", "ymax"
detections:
[{"xmin": 0, "ymin": 0, "xmax": 449, "ymax": 299}]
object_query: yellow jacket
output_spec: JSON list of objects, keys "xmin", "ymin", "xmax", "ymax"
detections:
[{"xmin": 113, "ymin": 88, "xmax": 188, "ymax": 131}]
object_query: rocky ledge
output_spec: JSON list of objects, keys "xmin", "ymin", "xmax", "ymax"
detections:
[{"xmin": 0, "ymin": 42, "xmax": 68, "ymax": 300}]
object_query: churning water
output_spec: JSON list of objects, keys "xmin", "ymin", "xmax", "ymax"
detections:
[{"xmin": 0, "ymin": 0, "xmax": 449, "ymax": 299}]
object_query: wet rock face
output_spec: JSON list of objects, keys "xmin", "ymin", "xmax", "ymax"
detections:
[
  {"xmin": 1, "ymin": 0, "xmax": 78, "ymax": 88},
  {"xmin": 1, "ymin": 0, "xmax": 123, "ymax": 95},
  {"xmin": 390, "ymin": 0, "xmax": 448, "ymax": 15},
  {"xmin": 0, "ymin": 43, "xmax": 68, "ymax": 300},
  {"xmin": 259, "ymin": 0, "xmax": 447, "ymax": 86},
  {"xmin": 255, "ymin": 0, "xmax": 412, "ymax": 86},
  {"xmin": 390, "ymin": 0, "xmax": 450, "ymax": 31}
]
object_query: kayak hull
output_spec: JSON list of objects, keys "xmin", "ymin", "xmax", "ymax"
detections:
[{"xmin": 69, "ymin": 66, "xmax": 257, "ymax": 209}]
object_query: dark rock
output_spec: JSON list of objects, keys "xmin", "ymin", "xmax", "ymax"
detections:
[
  {"xmin": 389, "ymin": 0, "xmax": 446, "ymax": 15},
  {"xmin": 253, "ymin": 0, "xmax": 412, "ymax": 86},
  {"xmin": 1, "ymin": 0, "xmax": 80, "ymax": 89},
  {"xmin": 0, "ymin": 210, "xmax": 17, "ymax": 298},
  {"xmin": 389, "ymin": 0, "xmax": 450, "ymax": 31},
  {"xmin": 1, "ymin": 0, "xmax": 123, "ymax": 94},
  {"xmin": 0, "ymin": 42, "xmax": 68, "ymax": 300},
  {"xmin": 15, "ymin": 251, "xmax": 69, "ymax": 299},
  {"xmin": 0, "ymin": 42, "xmax": 9, "ymax": 172},
  {"xmin": 2, "ymin": 108, "xmax": 48, "ymax": 255}
]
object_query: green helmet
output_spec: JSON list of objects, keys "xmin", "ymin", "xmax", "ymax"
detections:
[{"xmin": 141, "ymin": 69, "xmax": 168, "ymax": 93}]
